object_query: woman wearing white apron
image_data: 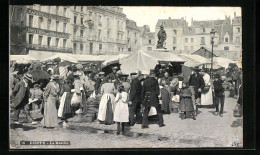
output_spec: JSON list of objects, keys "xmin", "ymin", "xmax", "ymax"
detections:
[{"xmin": 200, "ymin": 70, "xmax": 213, "ymax": 105}]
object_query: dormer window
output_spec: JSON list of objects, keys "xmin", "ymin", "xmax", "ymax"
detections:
[{"xmin": 225, "ymin": 38, "xmax": 229, "ymax": 42}]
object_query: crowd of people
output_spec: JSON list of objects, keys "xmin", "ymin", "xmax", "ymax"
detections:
[{"xmin": 9, "ymin": 61, "xmax": 243, "ymax": 134}]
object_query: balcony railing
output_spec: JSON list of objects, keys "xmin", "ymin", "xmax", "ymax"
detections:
[
  {"xmin": 73, "ymin": 36, "xmax": 87, "ymax": 42},
  {"xmin": 26, "ymin": 43, "xmax": 73, "ymax": 53}
]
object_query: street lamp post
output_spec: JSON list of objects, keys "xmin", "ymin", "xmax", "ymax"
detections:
[{"xmin": 210, "ymin": 29, "xmax": 215, "ymax": 79}]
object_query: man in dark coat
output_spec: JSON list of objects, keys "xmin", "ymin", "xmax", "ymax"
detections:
[
  {"xmin": 12, "ymin": 73, "xmax": 37, "ymax": 125},
  {"xmin": 141, "ymin": 69, "xmax": 165, "ymax": 128},
  {"xmin": 188, "ymin": 67, "xmax": 205, "ymax": 115},
  {"xmin": 94, "ymin": 72, "xmax": 105, "ymax": 95},
  {"xmin": 213, "ymin": 74, "xmax": 225, "ymax": 117},
  {"xmin": 128, "ymin": 72, "xmax": 143, "ymax": 126}
]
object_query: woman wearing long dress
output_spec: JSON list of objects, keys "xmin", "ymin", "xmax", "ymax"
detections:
[
  {"xmin": 114, "ymin": 85, "xmax": 129, "ymax": 135},
  {"xmin": 41, "ymin": 75, "xmax": 60, "ymax": 128},
  {"xmin": 58, "ymin": 79, "xmax": 72, "ymax": 120},
  {"xmin": 97, "ymin": 77, "xmax": 116, "ymax": 125},
  {"xmin": 200, "ymin": 71, "xmax": 213, "ymax": 106}
]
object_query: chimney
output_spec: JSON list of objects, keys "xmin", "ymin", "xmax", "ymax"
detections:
[
  {"xmin": 234, "ymin": 12, "xmax": 236, "ymax": 17},
  {"xmin": 169, "ymin": 17, "xmax": 171, "ymax": 20},
  {"xmin": 191, "ymin": 17, "xmax": 193, "ymax": 26}
]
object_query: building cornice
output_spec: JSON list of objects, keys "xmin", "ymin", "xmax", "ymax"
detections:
[
  {"xmin": 26, "ymin": 8, "xmax": 70, "ymax": 23},
  {"xmin": 23, "ymin": 26, "xmax": 71, "ymax": 39},
  {"xmin": 88, "ymin": 6, "xmax": 126, "ymax": 18}
]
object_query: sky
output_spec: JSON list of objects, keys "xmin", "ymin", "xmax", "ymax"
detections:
[{"xmin": 122, "ymin": 7, "xmax": 241, "ymax": 32}]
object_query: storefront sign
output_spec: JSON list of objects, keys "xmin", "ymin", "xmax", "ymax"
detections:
[
  {"xmin": 26, "ymin": 8, "xmax": 70, "ymax": 23},
  {"xmin": 25, "ymin": 27, "xmax": 71, "ymax": 39}
]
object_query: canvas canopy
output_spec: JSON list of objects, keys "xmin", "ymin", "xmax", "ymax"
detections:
[
  {"xmin": 102, "ymin": 54, "xmax": 129, "ymax": 68},
  {"xmin": 10, "ymin": 55, "xmax": 38, "ymax": 64},
  {"xmin": 178, "ymin": 53, "xmax": 210, "ymax": 67},
  {"xmin": 120, "ymin": 50, "xmax": 185, "ymax": 74},
  {"xmin": 42, "ymin": 53, "xmax": 78, "ymax": 63},
  {"xmin": 213, "ymin": 57, "xmax": 236, "ymax": 69}
]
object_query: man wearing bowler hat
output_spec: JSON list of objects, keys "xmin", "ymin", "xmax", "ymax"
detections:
[
  {"xmin": 128, "ymin": 72, "xmax": 142, "ymax": 126},
  {"xmin": 141, "ymin": 69, "xmax": 165, "ymax": 128},
  {"xmin": 12, "ymin": 73, "xmax": 37, "ymax": 125}
]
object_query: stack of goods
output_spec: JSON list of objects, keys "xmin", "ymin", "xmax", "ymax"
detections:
[{"xmin": 84, "ymin": 97, "xmax": 100, "ymax": 122}]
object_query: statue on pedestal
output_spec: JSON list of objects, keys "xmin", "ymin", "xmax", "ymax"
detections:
[{"xmin": 156, "ymin": 25, "xmax": 167, "ymax": 49}]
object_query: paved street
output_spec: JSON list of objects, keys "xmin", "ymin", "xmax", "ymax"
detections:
[{"xmin": 10, "ymin": 91, "xmax": 242, "ymax": 149}]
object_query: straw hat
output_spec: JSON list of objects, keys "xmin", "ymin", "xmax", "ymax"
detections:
[{"xmin": 24, "ymin": 73, "xmax": 33, "ymax": 81}]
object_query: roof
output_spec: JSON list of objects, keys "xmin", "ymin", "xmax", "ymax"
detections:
[
  {"xmin": 126, "ymin": 19, "xmax": 140, "ymax": 31},
  {"xmin": 192, "ymin": 47, "xmax": 217, "ymax": 59},
  {"xmin": 155, "ymin": 18, "xmax": 187, "ymax": 28},
  {"xmin": 232, "ymin": 16, "xmax": 242, "ymax": 25},
  {"xmin": 10, "ymin": 55, "xmax": 38, "ymax": 61},
  {"xmin": 192, "ymin": 20, "xmax": 225, "ymax": 27},
  {"xmin": 183, "ymin": 27, "xmax": 196, "ymax": 35},
  {"xmin": 143, "ymin": 32, "xmax": 155, "ymax": 38}
]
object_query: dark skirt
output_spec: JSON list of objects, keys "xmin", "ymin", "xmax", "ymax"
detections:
[
  {"xmin": 179, "ymin": 97, "xmax": 194, "ymax": 112},
  {"xmin": 105, "ymin": 99, "xmax": 113, "ymax": 125},
  {"xmin": 62, "ymin": 92, "xmax": 73, "ymax": 119}
]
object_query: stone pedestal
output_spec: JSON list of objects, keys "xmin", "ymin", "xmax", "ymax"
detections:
[{"xmin": 154, "ymin": 49, "xmax": 169, "ymax": 52}]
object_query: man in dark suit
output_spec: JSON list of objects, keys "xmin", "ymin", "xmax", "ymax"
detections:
[
  {"xmin": 128, "ymin": 72, "xmax": 142, "ymax": 126},
  {"xmin": 213, "ymin": 74, "xmax": 225, "ymax": 117},
  {"xmin": 188, "ymin": 67, "xmax": 205, "ymax": 115},
  {"xmin": 141, "ymin": 69, "xmax": 165, "ymax": 128},
  {"xmin": 12, "ymin": 73, "xmax": 37, "ymax": 125}
]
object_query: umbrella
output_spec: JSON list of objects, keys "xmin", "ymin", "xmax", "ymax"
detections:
[{"xmin": 27, "ymin": 69, "xmax": 50, "ymax": 81}]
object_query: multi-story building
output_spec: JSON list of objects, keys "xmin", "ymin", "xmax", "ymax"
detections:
[
  {"xmin": 70, "ymin": 6, "xmax": 89, "ymax": 54},
  {"xmin": 86, "ymin": 6, "xmax": 127, "ymax": 55},
  {"xmin": 155, "ymin": 14, "xmax": 241, "ymax": 60},
  {"xmin": 155, "ymin": 17, "xmax": 188, "ymax": 51},
  {"xmin": 10, "ymin": 5, "xmax": 73, "ymax": 55},
  {"xmin": 126, "ymin": 19, "xmax": 141, "ymax": 52},
  {"xmin": 139, "ymin": 25, "xmax": 155, "ymax": 51}
]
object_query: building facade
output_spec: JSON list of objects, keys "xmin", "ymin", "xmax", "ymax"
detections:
[
  {"xmin": 10, "ymin": 5, "xmax": 73, "ymax": 55},
  {"xmin": 155, "ymin": 13, "xmax": 242, "ymax": 60},
  {"xmin": 85, "ymin": 6, "xmax": 127, "ymax": 55},
  {"xmin": 139, "ymin": 25, "xmax": 155, "ymax": 51},
  {"xmin": 126, "ymin": 19, "xmax": 141, "ymax": 52}
]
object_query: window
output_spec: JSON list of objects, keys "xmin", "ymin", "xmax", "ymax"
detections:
[
  {"xmin": 118, "ymin": 47, "xmax": 120, "ymax": 52},
  {"xmin": 81, "ymin": 6, "xmax": 83, "ymax": 12},
  {"xmin": 135, "ymin": 33, "xmax": 136, "ymax": 38},
  {"xmin": 173, "ymin": 47, "xmax": 176, "ymax": 50},
  {"xmin": 56, "ymin": 6, "xmax": 59, "ymax": 14},
  {"xmin": 98, "ymin": 15, "xmax": 101, "ymax": 22},
  {"xmin": 98, "ymin": 29, "xmax": 101, "ymax": 40},
  {"xmin": 128, "ymin": 48, "xmax": 131, "ymax": 51},
  {"xmin": 89, "ymin": 43, "xmax": 93, "ymax": 54},
  {"xmin": 80, "ymin": 30, "xmax": 83, "ymax": 37},
  {"xmin": 39, "ymin": 6, "xmax": 41, "ymax": 11},
  {"xmin": 185, "ymin": 46, "xmax": 188, "ymax": 50},
  {"xmin": 202, "ymin": 28, "xmax": 205, "ymax": 33},
  {"xmin": 81, "ymin": 17, "xmax": 83, "ymax": 25},
  {"xmin": 29, "ymin": 34, "xmax": 33, "ymax": 44},
  {"xmin": 149, "ymin": 39, "xmax": 151, "ymax": 44},
  {"xmin": 237, "ymin": 28, "xmax": 240, "ymax": 33},
  {"xmin": 173, "ymin": 37, "xmax": 177, "ymax": 44},
  {"xmin": 63, "ymin": 23, "xmax": 67, "ymax": 32},
  {"xmin": 99, "ymin": 44, "xmax": 102, "ymax": 50},
  {"xmin": 224, "ymin": 46, "xmax": 229, "ymax": 50},
  {"xmin": 74, "ymin": 6, "xmax": 76, "ymax": 11},
  {"xmin": 47, "ymin": 19, "xmax": 51, "ymax": 30},
  {"xmin": 122, "ymin": 48, "xmax": 124, "ymax": 52},
  {"xmin": 173, "ymin": 29, "xmax": 177, "ymax": 35},
  {"xmin": 38, "ymin": 17, "xmax": 43, "ymax": 29},
  {"xmin": 107, "ymin": 30, "xmax": 110, "ymax": 38},
  {"xmin": 185, "ymin": 38, "xmax": 188, "ymax": 43},
  {"xmin": 127, "ymin": 38, "xmax": 130, "ymax": 44},
  {"xmin": 201, "ymin": 37, "xmax": 205, "ymax": 44},
  {"xmin": 73, "ymin": 43, "xmax": 77, "ymax": 50},
  {"xmin": 188, "ymin": 28, "xmax": 192, "ymax": 32},
  {"xmin": 191, "ymin": 46, "xmax": 194, "ymax": 50},
  {"xmin": 63, "ymin": 8, "xmax": 67, "ymax": 16},
  {"xmin": 107, "ymin": 18, "xmax": 110, "ymax": 26},
  {"xmin": 117, "ymin": 21, "xmax": 119, "ymax": 28},
  {"xmin": 147, "ymin": 47, "xmax": 152, "ymax": 51},
  {"xmin": 29, "ymin": 15, "xmax": 33, "ymax": 27},
  {"xmin": 135, "ymin": 40, "xmax": 137, "ymax": 44},
  {"xmin": 236, "ymin": 37, "xmax": 240, "ymax": 43},
  {"xmin": 117, "ymin": 33, "xmax": 119, "ymax": 39},
  {"xmin": 47, "ymin": 37, "xmax": 51, "ymax": 46},
  {"xmin": 225, "ymin": 38, "xmax": 229, "ymax": 42},
  {"xmin": 89, "ymin": 11, "xmax": 92, "ymax": 17},
  {"xmin": 74, "ymin": 16, "xmax": 77, "ymax": 24},
  {"xmin": 73, "ymin": 29, "xmax": 77, "ymax": 37},
  {"xmin": 38, "ymin": 35, "xmax": 43, "ymax": 45},
  {"xmin": 63, "ymin": 39, "xmax": 67, "ymax": 48},
  {"xmin": 48, "ymin": 6, "xmax": 51, "ymax": 13},
  {"xmin": 56, "ymin": 21, "xmax": 59, "ymax": 31},
  {"xmin": 191, "ymin": 38, "xmax": 194, "ymax": 43},
  {"xmin": 80, "ymin": 44, "xmax": 83, "ymax": 51},
  {"xmin": 55, "ymin": 38, "xmax": 59, "ymax": 47},
  {"xmin": 121, "ymin": 34, "xmax": 123, "ymax": 40}
]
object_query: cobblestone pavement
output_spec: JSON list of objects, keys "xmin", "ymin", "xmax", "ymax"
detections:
[{"xmin": 10, "ymin": 92, "xmax": 242, "ymax": 149}]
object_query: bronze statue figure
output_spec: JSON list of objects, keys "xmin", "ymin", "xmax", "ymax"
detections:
[{"xmin": 156, "ymin": 25, "xmax": 167, "ymax": 49}]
